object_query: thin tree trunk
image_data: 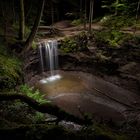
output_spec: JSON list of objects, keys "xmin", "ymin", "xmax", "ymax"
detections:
[
  {"xmin": 89, "ymin": 0, "xmax": 94, "ymax": 32},
  {"xmin": 1, "ymin": 1, "xmax": 7, "ymax": 41},
  {"xmin": 84, "ymin": 0, "xmax": 87, "ymax": 30},
  {"xmin": 23, "ymin": 0, "xmax": 45, "ymax": 53},
  {"xmin": 19, "ymin": 0, "xmax": 25, "ymax": 41},
  {"xmin": 51, "ymin": 1, "xmax": 54, "ymax": 25},
  {"xmin": 134, "ymin": 0, "xmax": 140, "ymax": 35},
  {"xmin": 115, "ymin": 0, "xmax": 119, "ymax": 16},
  {"xmin": 88, "ymin": 0, "xmax": 92, "ymax": 31},
  {"xmin": 12, "ymin": 0, "xmax": 15, "ymax": 24},
  {"xmin": 25, "ymin": 0, "xmax": 33, "ymax": 21},
  {"xmin": 80, "ymin": 0, "xmax": 82, "ymax": 20}
]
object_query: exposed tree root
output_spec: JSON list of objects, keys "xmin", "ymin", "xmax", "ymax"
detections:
[{"xmin": 0, "ymin": 93, "xmax": 91, "ymax": 125}]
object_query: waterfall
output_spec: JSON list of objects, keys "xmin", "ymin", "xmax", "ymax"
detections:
[
  {"xmin": 39, "ymin": 40, "xmax": 61, "ymax": 83},
  {"xmin": 45, "ymin": 40, "xmax": 58, "ymax": 76},
  {"xmin": 39, "ymin": 43, "xmax": 44, "ymax": 72}
]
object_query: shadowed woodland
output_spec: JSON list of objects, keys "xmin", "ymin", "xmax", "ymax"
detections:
[{"xmin": 0, "ymin": 0, "xmax": 140, "ymax": 140}]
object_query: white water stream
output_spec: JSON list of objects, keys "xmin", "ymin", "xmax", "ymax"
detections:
[{"xmin": 39, "ymin": 40, "xmax": 61, "ymax": 83}]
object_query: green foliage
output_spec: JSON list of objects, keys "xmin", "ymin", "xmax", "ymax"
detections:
[
  {"xmin": 12, "ymin": 23, "xmax": 31, "ymax": 39},
  {"xmin": 0, "ymin": 55, "xmax": 21, "ymax": 78},
  {"xmin": 60, "ymin": 32, "xmax": 88, "ymax": 53},
  {"xmin": 60, "ymin": 37, "xmax": 77, "ymax": 53},
  {"xmin": 112, "ymin": 1, "xmax": 127, "ymax": 13},
  {"xmin": 0, "ymin": 99, "xmax": 46, "ymax": 124},
  {"xmin": 32, "ymin": 112, "xmax": 46, "ymax": 123},
  {"xmin": 32, "ymin": 41, "xmax": 37, "ymax": 49},
  {"xmin": 0, "ymin": 43, "xmax": 21, "ymax": 89},
  {"xmin": 71, "ymin": 19, "xmax": 83, "ymax": 26},
  {"xmin": 20, "ymin": 84, "xmax": 50, "ymax": 104},
  {"xmin": 92, "ymin": 124, "xmax": 129, "ymax": 140},
  {"xmin": 101, "ymin": 0, "xmax": 136, "ymax": 15},
  {"xmin": 94, "ymin": 30, "xmax": 132, "ymax": 47},
  {"xmin": 0, "ymin": 27, "xmax": 4, "ymax": 35},
  {"xmin": 24, "ymin": 26, "xmax": 31, "ymax": 38},
  {"xmin": 12, "ymin": 22, "xmax": 20, "ymax": 34},
  {"xmin": 18, "ymin": 84, "xmax": 48, "ymax": 123},
  {"xmin": 100, "ymin": 15, "xmax": 138, "ymax": 29}
]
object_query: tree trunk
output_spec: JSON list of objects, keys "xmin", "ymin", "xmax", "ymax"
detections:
[
  {"xmin": 115, "ymin": 0, "xmax": 119, "ymax": 16},
  {"xmin": 84, "ymin": 0, "xmax": 87, "ymax": 30},
  {"xmin": 134, "ymin": 0, "xmax": 140, "ymax": 35},
  {"xmin": 25, "ymin": 0, "xmax": 33, "ymax": 21},
  {"xmin": 51, "ymin": 1, "xmax": 54, "ymax": 25},
  {"xmin": 88, "ymin": 0, "xmax": 94, "ymax": 32},
  {"xmin": 19, "ymin": 0, "xmax": 25, "ymax": 41},
  {"xmin": 12, "ymin": 0, "xmax": 16, "ymax": 24},
  {"xmin": 23, "ymin": 0, "xmax": 45, "ymax": 53},
  {"xmin": 80, "ymin": 0, "xmax": 82, "ymax": 20},
  {"xmin": 1, "ymin": 1, "xmax": 8, "ymax": 42}
]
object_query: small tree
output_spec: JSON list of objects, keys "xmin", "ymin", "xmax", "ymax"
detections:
[
  {"xmin": 88, "ymin": 0, "xmax": 94, "ymax": 32},
  {"xmin": 102, "ymin": 0, "xmax": 126, "ymax": 15},
  {"xmin": 19, "ymin": 0, "xmax": 25, "ymax": 41},
  {"xmin": 22, "ymin": 0, "xmax": 45, "ymax": 53},
  {"xmin": 84, "ymin": 0, "xmax": 87, "ymax": 30},
  {"xmin": 134, "ymin": 0, "xmax": 140, "ymax": 35}
]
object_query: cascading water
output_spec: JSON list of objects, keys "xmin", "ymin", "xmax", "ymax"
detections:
[
  {"xmin": 39, "ymin": 40, "xmax": 61, "ymax": 83},
  {"xmin": 45, "ymin": 40, "xmax": 58, "ymax": 76},
  {"xmin": 39, "ymin": 43, "xmax": 44, "ymax": 72}
]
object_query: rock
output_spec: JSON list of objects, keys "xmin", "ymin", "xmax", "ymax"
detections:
[
  {"xmin": 59, "ymin": 120, "xmax": 83, "ymax": 131},
  {"xmin": 118, "ymin": 62, "xmax": 140, "ymax": 78},
  {"xmin": 118, "ymin": 62, "xmax": 137, "ymax": 73}
]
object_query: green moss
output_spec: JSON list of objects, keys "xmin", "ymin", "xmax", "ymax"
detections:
[
  {"xmin": 60, "ymin": 32, "xmax": 88, "ymax": 53},
  {"xmin": 0, "ymin": 43, "xmax": 22, "ymax": 90},
  {"xmin": 71, "ymin": 19, "xmax": 83, "ymax": 26},
  {"xmin": 0, "ymin": 118, "xmax": 130, "ymax": 140},
  {"xmin": 60, "ymin": 37, "xmax": 77, "ymax": 53},
  {"xmin": 88, "ymin": 124, "xmax": 129, "ymax": 140},
  {"xmin": 24, "ymin": 26, "xmax": 31, "ymax": 38},
  {"xmin": 0, "ymin": 27, "xmax": 4, "ymax": 35},
  {"xmin": 31, "ymin": 41, "xmax": 37, "ymax": 49},
  {"xmin": 0, "ymin": 55, "xmax": 21, "ymax": 78},
  {"xmin": 94, "ymin": 30, "xmax": 132, "ymax": 47}
]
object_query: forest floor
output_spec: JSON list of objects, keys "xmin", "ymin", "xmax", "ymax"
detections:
[
  {"xmin": 37, "ymin": 20, "xmax": 104, "ymax": 42},
  {"xmin": 37, "ymin": 20, "xmax": 140, "ymax": 42}
]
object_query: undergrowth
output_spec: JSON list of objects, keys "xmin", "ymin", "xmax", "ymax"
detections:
[
  {"xmin": 19, "ymin": 84, "xmax": 50, "ymax": 104},
  {"xmin": 94, "ymin": 30, "xmax": 132, "ymax": 47},
  {"xmin": 0, "ymin": 42, "xmax": 21, "ymax": 90},
  {"xmin": 71, "ymin": 19, "xmax": 83, "ymax": 26},
  {"xmin": 100, "ymin": 15, "xmax": 140, "ymax": 29},
  {"xmin": 60, "ymin": 32, "xmax": 88, "ymax": 53}
]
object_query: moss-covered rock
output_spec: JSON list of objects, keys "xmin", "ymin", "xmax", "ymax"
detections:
[
  {"xmin": 0, "ymin": 42, "xmax": 22, "ymax": 90},
  {"xmin": 60, "ymin": 32, "xmax": 88, "ymax": 53},
  {"xmin": 0, "ymin": 122, "xmax": 130, "ymax": 140}
]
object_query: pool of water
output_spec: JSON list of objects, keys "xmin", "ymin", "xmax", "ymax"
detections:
[
  {"xmin": 34, "ymin": 71, "xmax": 140, "ymax": 122},
  {"xmin": 37, "ymin": 71, "xmax": 91, "ymax": 97}
]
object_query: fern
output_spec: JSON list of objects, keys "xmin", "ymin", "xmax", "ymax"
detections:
[{"xmin": 20, "ymin": 84, "xmax": 50, "ymax": 104}]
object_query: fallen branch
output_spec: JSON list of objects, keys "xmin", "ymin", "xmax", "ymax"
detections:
[{"xmin": 0, "ymin": 93, "xmax": 91, "ymax": 125}]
